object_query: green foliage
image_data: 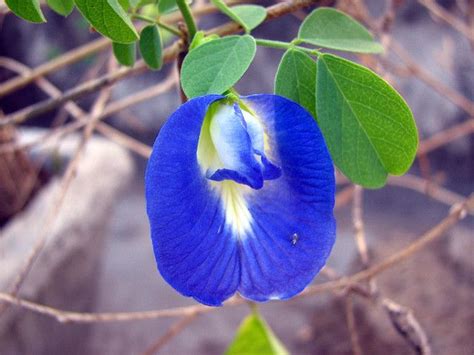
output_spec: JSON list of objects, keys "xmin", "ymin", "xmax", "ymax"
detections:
[
  {"xmin": 113, "ymin": 41, "xmax": 136, "ymax": 66},
  {"xmin": 47, "ymin": 0, "xmax": 75, "ymax": 16},
  {"xmin": 225, "ymin": 313, "xmax": 289, "ymax": 355},
  {"xmin": 5, "ymin": 0, "xmax": 46, "ymax": 23},
  {"xmin": 316, "ymin": 53, "xmax": 418, "ymax": 188},
  {"xmin": 275, "ymin": 48, "xmax": 317, "ymax": 119},
  {"xmin": 158, "ymin": 0, "xmax": 188, "ymax": 15},
  {"xmin": 74, "ymin": 0, "xmax": 139, "ymax": 43},
  {"xmin": 298, "ymin": 7, "xmax": 383, "ymax": 54},
  {"xmin": 231, "ymin": 5, "xmax": 267, "ymax": 31},
  {"xmin": 6, "ymin": 2, "xmax": 419, "ymax": 191},
  {"xmin": 189, "ymin": 32, "xmax": 219, "ymax": 50},
  {"xmin": 117, "ymin": 0, "xmax": 130, "ymax": 10},
  {"xmin": 181, "ymin": 35, "xmax": 256, "ymax": 98},
  {"xmin": 139, "ymin": 25, "xmax": 163, "ymax": 70},
  {"xmin": 211, "ymin": 0, "xmax": 246, "ymax": 30},
  {"xmin": 133, "ymin": 0, "xmax": 157, "ymax": 7},
  {"xmin": 211, "ymin": 0, "xmax": 266, "ymax": 32}
]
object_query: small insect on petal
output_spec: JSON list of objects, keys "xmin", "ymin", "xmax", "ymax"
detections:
[
  {"xmin": 291, "ymin": 233, "xmax": 299, "ymax": 246},
  {"xmin": 145, "ymin": 94, "xmax": 336, "ymax": 306}
]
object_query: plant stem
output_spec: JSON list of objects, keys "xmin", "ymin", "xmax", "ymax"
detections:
[
  {"xmin": 131, "ymin": 14, "xmax": 182, "ymax": 36},
  {"xmin": 254, "ymin": 38, "xmax": 320, "ymax": 56},
  {"xmin": 176, "ymin": 0, "xmax": 198, "ymax": 41}
]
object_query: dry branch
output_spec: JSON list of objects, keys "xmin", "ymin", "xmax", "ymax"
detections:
[
  {"xmin": 382, "ymin": 298, "xmax": 432, "ymax": 355},
  {"xmin": 344, "ymin": 295, "xmax": 363, "ymax": 355},
  {"xmin": 0, "ymin": 193, "xmax": 471, "ymax": 323},
  {"xmin": 417, "ymin": 118, "xmax": 474, "ymax": 155},
  {"xmin": 418, "ymin": 0, "xmax": 474, "ymax": 44},
  {"xmin": 0, "ymin": 57, "xmax": 175, "ymax": 158},
  {"xmin": 352, "ymin": 186, "xmax": 369, "ymax": 266},
  {"xmin": 141, "ymin": 313, "xmax": 199, "ymax": 355}
]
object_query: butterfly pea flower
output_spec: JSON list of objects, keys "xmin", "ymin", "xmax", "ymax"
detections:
[{"xmin": 145, "ymin": 94, "xmax": 336, "ymax": 306}]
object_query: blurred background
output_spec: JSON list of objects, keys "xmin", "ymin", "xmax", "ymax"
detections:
[{"xmin": 0, "ymin": 0, "xmax": 473, "ymax": 354}]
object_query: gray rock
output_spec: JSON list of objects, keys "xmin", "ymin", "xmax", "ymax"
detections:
[{"xmin": 0, "ymin": 130, "xmax": 134, "ymax": 355}]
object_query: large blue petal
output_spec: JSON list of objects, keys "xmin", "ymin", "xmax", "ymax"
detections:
[
  {"xmin": 146, "ymin": 94, "xmax": 335, "ymax": 306},
  {"xmin": 145, "ymin": 95, "xmax": 241, "ymax": 306},
  {"xmin": 237, "ymin": 94, "xmax": 336, "ymax": 301}
]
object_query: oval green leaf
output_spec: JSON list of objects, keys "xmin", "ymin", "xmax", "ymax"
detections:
[
  {"xmin": 211, "ymin": 0, "xmax": 266, "ymax": 32},
  {"xmin": 231, "ymin": 5, "xmax": 267, "ymax": 31},
  {"xmin": 225, "ymin": 314, "xmax": 289, "ymax": 355},
  {"xmin": 181, "ymin": 35, "xmax": 256, "ymax": 98},
  {"xmin": 211, "ymin": 0, "xmax": 246, "ymax": 30},
  {"xmin": 316, "ymin": 53, "xmax": 418, "ymax": 188},
  {"xmin": 118, "ymin": 0, "xmax": 130, "ymax": 10},
  {"xmin": 275, "ymin": 48, "xmax": 317, "ymax": 119},
  {"xmin": 47, "ymin": 0, "xmax": 74, "ymax": 16},
  {"xmin": 298, "ymin": 7, "xmax": 383, "ymax": 54},
  {"xmin": 158, "ymin": 0, "xmax": 188, "ymax": 14},
  {"xmin": 5, "ymin": 0, "xmax": 46, "ymax": 23},
  {"xmin": 74, "ymin": 0, "xmax": 139, "ymax": 43},
  {"xmin": 113, "ymin": 41, "xmax": 136, "ymax": 67},
  {"xmin": 139, "ymin": 25, "xmax": 163, "ymax": 70}
]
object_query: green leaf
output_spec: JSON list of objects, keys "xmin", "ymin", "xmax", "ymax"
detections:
[
  {"xmin": 47, "ymin": 0, "xmax": 74, "ymax": 16},
  {"xmin": 113, "ymin": 41, "xmax": 136, "ymax": 66},
  {"xmin": 316, "ymin": 53, "xmax": 418, "ymax": 188},
  {"xmin": 211, "ymin": 0, "xmax": 247, "ymax": 31},
  {"xmin": 5, "ymin": 0, "xmax": 46, "ymax": 23},
  {"xmin": 129, "ymin": 0, "xmax": 157, "ymax": 8},
  {"xmin": 210, "ymin": 1, "xmax": 266, "ymax": 32},
  {"xmin": 225, "ymin": 314, "xmax": 289, "ymax": 355},
  {"xmin": 189, "ymin": 31, "xmax": 219, "ymax": 51},
  {"xmin": 74, "ymin": 0, "xmax": 139, "ymax": 43},
  {"xmin": 117, "ymin": 0, "xmax": 129, "ymax": 10},
  {"xmin": 231, "ymin": 5, "xmax": 267, "ymax": 31},
  {"xmin": 139, "ymin": 25, "xmax": 163, "ymax": 70},
  {"xmin": 158, "ymin": 0, "xmax": 187, "ymax": 14},
  {"xmin": 181, "ymin": 35, "xmax": 256, "ymax": 98},
  {"xmin": 275, "ymin": 48, "xmax": 317, "ymax": 119},
  {"xmin": 298, "ymin": 7, "xmax": 383, "ymax": 54},
  {"xmin": 131, "ymin": 0, "xmax": 156, "ymax": 7}
]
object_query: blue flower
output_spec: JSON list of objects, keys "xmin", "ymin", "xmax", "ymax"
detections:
[{"xmin": 145, "ymin": 94, "xmax": 336, "ymax": 306}]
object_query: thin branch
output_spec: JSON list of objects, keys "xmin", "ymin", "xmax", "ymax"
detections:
[
  {"xmin": 141, "ymin": 313, "xmax": 199, "ymax": 355},
  {"xmin": 385, "ymin": 40, "xmax": 474, "ymax": 116},
  {"xmin": 352, "ymin": 186, "xmax": 369, "ymax": 266},
  {"xmin": 0, "ymin": 37, "xmax": 110, "ymax": 98},
  {"xmin": 0, "ymin": 57, "xmax": 175, "ymax": 157},
  {"xmin": 303, "ymin": 193, "xmax": 473, "ymax": 298},
  {"xmin": 418, "ymin": 0, "xmax": 474, "ymax": 44},
  {"xmin": 387, "ymin": 174, "xmax": 471, "ymax": 214},
  {"xmin": 0, "ymin": 193, "xmax": 471, "ymax": 323},
  {"xmin": 344, "ymin": 295, "xmax": 363, "ymax": 355},
  {"xmin": 101, "ymin": 74, "xmax": 177, "ymax": 119},
  {"xmin": 417, "ymin": 118, "xmax": 474, "ymax": 155},
  {"xmin": 381, "ymin": 298, "xmax": 432, "ymax": 355},
  {"xmin": 335, "ymin": 185, "xmax": 355, "ymax": 210},
  {"xmin": 0, "ymin": 61, "xmax": 151, "ymax": 127}
]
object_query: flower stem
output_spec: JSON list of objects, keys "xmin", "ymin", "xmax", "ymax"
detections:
[
  {"xmin": 254, "ymin": 38, "xmax": 321, "ymax": 56},
  {"xmin": 176, "ymin": 0, "xmax": 198, "ymax": 42},
  {"xmin": 131, "ymin": 14, "xmax": 182, "ymax": 37}
]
